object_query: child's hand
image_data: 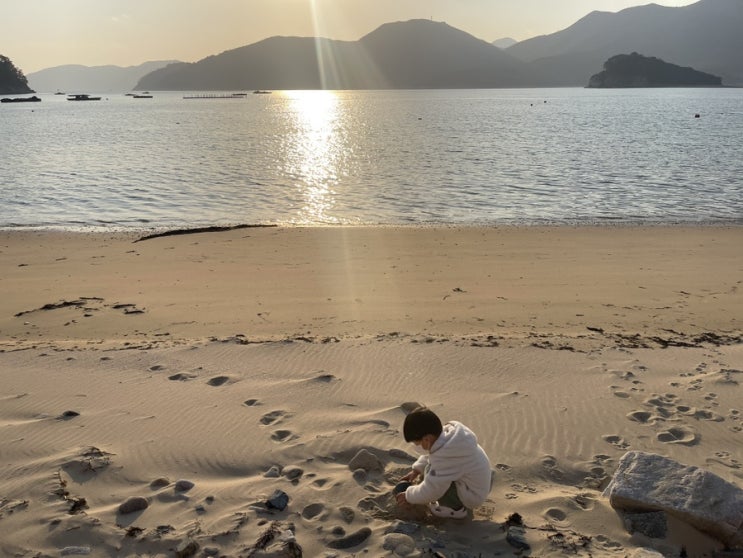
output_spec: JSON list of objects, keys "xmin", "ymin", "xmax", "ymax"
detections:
[
  {"xmin": 400, "ymin": 470, "xmax": 421, "ymax": 483},
  {"xmin": 395, "ymin": 491, "xmax": 409, "ymax": 506}
]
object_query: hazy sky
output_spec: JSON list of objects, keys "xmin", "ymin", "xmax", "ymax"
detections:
[{"xmin": 5, "ymin": 0, "xmax": 698, "ymax": 74}]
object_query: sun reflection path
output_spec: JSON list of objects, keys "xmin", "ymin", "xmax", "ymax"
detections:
[{"xmin": 284, "ymin": 90, "xmax": 346, "ymax": 224}]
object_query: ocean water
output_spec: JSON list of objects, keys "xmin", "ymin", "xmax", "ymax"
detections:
[{"xmin": 1, "ymin": 88, "xmax": 742, "ymax": 230}]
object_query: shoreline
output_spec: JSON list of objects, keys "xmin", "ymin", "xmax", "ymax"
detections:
[
  {"xmin": 2, "ymin": 219, "xmax": 743, "ymax": 235},
  {"xmin": 1, "ymin": 225, "xmax": 741, "ymax": 556},
  {"xmin": 2, "ymin": 225, "xmax": 741, "ymax": 351}
]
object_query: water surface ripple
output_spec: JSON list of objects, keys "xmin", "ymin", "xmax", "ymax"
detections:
[{"xmin": 1, "ymin": 88, "xmax": 741, "ymax": 230}]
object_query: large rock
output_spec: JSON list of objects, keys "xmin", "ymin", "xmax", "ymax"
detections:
[
  {"xmin": 605, "ymin": 451, "xmax": 743, "ymax": 547},
  {"xmin": 348, "ymin": 449, "xmax": 384, "ymax": 473}
]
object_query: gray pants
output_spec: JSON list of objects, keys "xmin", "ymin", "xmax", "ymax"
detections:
[{"xmin": 424, "ymin": 463, "xmax": 464, "ymax": 509}]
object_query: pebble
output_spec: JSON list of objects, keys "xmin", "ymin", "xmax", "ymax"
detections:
[
  {"xmin": 282, "ymin": 466, "xmax": 304, "ymax": 480},
  {"xmin": 383, "ymin": 533, "xmax": 416, "ymax": 556},
  {"xmin": 264, "ymin": 465, "xmax": 281, "ymax": 478},
  {"xmin": 352, "ymin": 468, "xmax": 368, "ymax": 482},
  {"xmin": 266, "ymin": 489, "xmax": 290, "ymax": 511},
  {"xmin": 118, "ymin": 496, "xmax": 149, "ymax": 514},
  {"xmin": 506, "ymin": 525, "xmax": 530, "ymax": 551},
  {"xmin": 386, "ymin": 521, "xmax": 419, "ymax": 535}
]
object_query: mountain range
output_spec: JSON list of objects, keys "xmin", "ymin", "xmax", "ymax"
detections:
[
  {"xmin": 508, "ymin": 0, "xmax": 743, "ymax": 86},
  {"xmin": 11, "ymin": 0, "xmax": 741, "ymax": 93},
  {"xmin": 136, "ymin": 0, "xmax": 741, "ymax": 90},
  {"xmin": 137, "ymin": 20, "xmax": 537, "ymax": 91},
  {"xmin": 26, "ymin": 60, "xmax": 178, "ymax": 93}
]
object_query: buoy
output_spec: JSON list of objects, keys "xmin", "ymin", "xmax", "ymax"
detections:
[{"xmin": 694, "ymin": 113, "xmax": 700, "ymax": 118}]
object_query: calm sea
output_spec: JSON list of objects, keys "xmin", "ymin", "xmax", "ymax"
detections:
[{"xmin": 1, "ymin": 88, "xmax": 742, "ymax": 230}]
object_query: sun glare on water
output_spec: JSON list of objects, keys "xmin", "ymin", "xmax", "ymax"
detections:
[{"xmin": 282, "ymin": 90, "xmax": 346, "ymax": 224}]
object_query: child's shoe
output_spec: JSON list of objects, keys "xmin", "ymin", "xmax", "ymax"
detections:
[{"xmin": 428, "ymin": 502, "xmax": 468, "ymax": 519}]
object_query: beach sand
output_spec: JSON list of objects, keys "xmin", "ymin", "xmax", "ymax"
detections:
[{"xmin": 1, "ymin": 226, "xmax": 741, "ymax": 557}]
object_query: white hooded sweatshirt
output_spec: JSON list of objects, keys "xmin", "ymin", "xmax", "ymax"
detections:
[{"xmin": 404, "ymin": 421, "xmax": 492, "ymax": 509}]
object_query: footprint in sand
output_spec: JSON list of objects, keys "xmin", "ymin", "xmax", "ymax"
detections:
[
  {"xmin": 260, "ymin": 410, "xmax": 292, "ymax": 426},
  {"xmin": 626, "ymin": 410, "xmax": 657, "ymax": 424},
  {"xmin": 602, "ymin": 434, "xmax": 630, "ymax": 450},
  {"xmin": 687, "ymin": 378, "xmax": 704, "ymax": 391},
  {"xmin": 301, "ymin": 503, "xmax": 326, "ymax": 520},
  {"xmin": 543, "ymin": 507, "xmax": 570, "ymax": 527},
  {"xmin": 656, "ymin": 426, "xmax": 699, "ymax": 446},
  {"xmin": 731, "ymin": 417, "xmax": 743, "ymax": 433},
  {"xmin": 580, "ymin": 455, "xmax": 611, "ymax": 489},
  {"xmin": 705, "ymin": 451, "xmax": 741, "ymax": 470},
  {"xmin": 692, "ymin": 409, "xmax": 724, "ymax": 422},
  {"xmin": 271, "ymin": 429, "xmax": 295, "ymax": 443},
  {"xmin": 713, "ymin": 369, "xmax": 742, "ymax": 385},
  {"xmin": 541, "ymin": 455, "xmax": 565, "ymax": 481},
  {"xmin": 243, "ymin": 399, "xmax": 260, "ymax": 407},
  {"xmin": 308, "ymin": 373, "xmax": 339, "ymax": 383},
  {"xmin": 206, "ymin": 375, "xmax": 230, "ymax": 386},
  {"xmin": 594, "ymin": 534, "xmax": 623, "ymax": 552},
  {"xmin": 510, "ymin": 483, "xmax": 538, "ymax": 494},
  {"xmin": 573, "ymin": 493, "xmax": 596, "ymax": 511},
  {"xmin": 168, "ymin": 373, "xmax": 197, "ymax": 381}
]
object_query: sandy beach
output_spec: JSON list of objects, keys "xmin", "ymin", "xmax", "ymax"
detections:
[{"xmin": 1, "ymin": 225, "xmax": 741, "ymax": 557}]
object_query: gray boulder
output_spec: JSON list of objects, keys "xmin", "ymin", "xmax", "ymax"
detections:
[
  {"xmin": 604, "ymin": 451, "xmax": 743, "ymax": 547},
  {"xmin": 348, "ymin": 449, "xmax": 384, "ymax": 473}
]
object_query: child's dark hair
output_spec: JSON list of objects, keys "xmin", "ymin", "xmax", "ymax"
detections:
[{"xmin": 403, "ymin": 407, "xmax": 443, "ymax": 442}]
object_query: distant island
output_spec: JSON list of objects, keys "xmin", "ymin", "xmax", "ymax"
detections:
[
  {"xmin": 587, "ymin": 52, "xmax": 723, "ymax": 88},
  {"xmin": 27, "ymin": 60, "xmax": 179, "ymax": 94},
  {"xmin": 0, "ymin": 55, "xmax": 34, "ymax": 95}
]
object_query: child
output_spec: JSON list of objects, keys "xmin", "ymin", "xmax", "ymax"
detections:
[{"xmin": 394, "ymin": 407, "xmax": 492, "ymax": 519}]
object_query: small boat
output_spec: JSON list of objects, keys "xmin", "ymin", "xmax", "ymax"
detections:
[
  {"xmin": 253, "ymin": 90, "xmax": 271, "ymax": 95},
  {"xmin": 1, "ymin": 95, "xmax": 42, "ymax": 103},
  {"xmin": 67, "ymin": 94, "xmax": 102, "ymax": 101},
  {"xmin": 132, "ymin": 94, "xmax": 153, "ymax": 99},
  {"xmin": 54, "ymin": 91, "xmax": 66, "ymax": 95}
]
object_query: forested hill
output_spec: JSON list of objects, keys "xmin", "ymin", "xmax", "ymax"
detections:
[
  {"xmin": 587, "ymin": 52, "xmax": 723, "ymax": 87},
  {"xmin": 0, "ymin": 55, "xmax": 34, "ymax": 94}
]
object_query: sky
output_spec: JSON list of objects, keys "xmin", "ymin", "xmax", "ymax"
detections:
[{"xmin": 4, "ymin": 0, "xmax": 699, "ymax": 74}]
